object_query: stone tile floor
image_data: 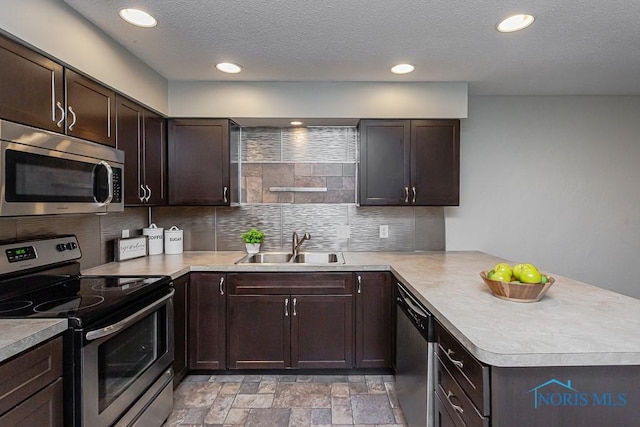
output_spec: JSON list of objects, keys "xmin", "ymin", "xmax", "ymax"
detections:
[{"xmin": 163, "ymin": 374, "xmax": 407, "ymax": 426}]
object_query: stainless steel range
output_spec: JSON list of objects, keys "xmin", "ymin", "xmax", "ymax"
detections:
[{"xmin": 0, "ymin": 235, "xmax": 174, "ymax": 427}]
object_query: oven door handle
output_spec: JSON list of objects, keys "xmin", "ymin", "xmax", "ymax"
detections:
[{"xmin": 85, "ymin": 289, "xmax": 174, "ymax": 341}]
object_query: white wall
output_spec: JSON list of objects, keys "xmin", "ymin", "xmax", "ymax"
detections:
[
  {"xmin": 0, "ymin": 0, "xmax": 168, "ymax": 114},
  {"xmin": 447, "ymin": 96, "xmax": 640, "ymax": 299},
  {"xmin": 169, "ymin": 81, "xmax": 468, "ymax": 120}
]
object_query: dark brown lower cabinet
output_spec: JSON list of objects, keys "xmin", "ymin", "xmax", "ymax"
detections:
[
  {"xmin": 227, "ymin": 273, "xmax": 353, "ymax": 369},
  {"xmin": 291, "ymin": 294, "xmax": 353, "ymax": 369},
  {"xmin": 0, "ymin": 336, "xmax": 64, "ymax": 426},
  {"xmin": 435, "ymin": 389, "xmax": 457, "ymax": 427},
  {"xmin": 355, "ymin": 272, "xmax": 393, "ymax": 368},
  {"xmin": 228, "ymin": 294, "xmax": 291, "ymax": 369},
  {"xmin": 188, "ymin": 273, "xmax": 226, "ymax": 370},
  {"xmin": 172, "ymin": 274, "xmax": 189, "ymax": 384}
]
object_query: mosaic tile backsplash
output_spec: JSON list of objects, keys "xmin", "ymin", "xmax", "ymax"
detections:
[
  {"xmin": 238, "ymin": 127, "xmax": 357, "ymax": 204},
  {"xmin": 152, "ymin": 204, "xmax": 445, "ymax": 252}
]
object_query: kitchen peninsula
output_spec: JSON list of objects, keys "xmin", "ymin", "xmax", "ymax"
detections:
[{"xmin": 80, "ymin": 250, "xmax": 640, "ymax": 425}]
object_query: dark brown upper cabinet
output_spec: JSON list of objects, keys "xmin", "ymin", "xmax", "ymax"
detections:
[
  {"xmin": 65, "ymin": 69, "xmax": 116, "ymax": 147},
  {"xmin": 0, "ymin": 35, "xmax": 64, "ymax": 133},
  {"xmin": 116, "ymin": 95, "xmax": 166, "ymax": 205},
  {"xmin": 359, "ymin": 119, "xmax": 460, "ymax": 206},
  {"xmin": 167, "ymin": 119, "xmax": 232, "ymax": 205}
]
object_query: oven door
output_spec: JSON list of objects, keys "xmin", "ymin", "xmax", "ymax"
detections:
[{"xmin": 81, "ymin": 288, "xmax": 174, "ymax": 427}]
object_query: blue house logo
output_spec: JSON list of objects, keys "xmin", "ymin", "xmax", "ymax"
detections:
[
  {"xmin": 529, "ymin": 379, "xmax": 579, "ymax": 409},
  {"xmin": 528, "ymin": 378, "xmax": 627, "ymax": 409}
]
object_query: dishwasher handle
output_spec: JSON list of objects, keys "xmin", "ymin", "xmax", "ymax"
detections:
[{"xmin": 397, "ymin": 282, "xmax": 434, "ymax": 341}]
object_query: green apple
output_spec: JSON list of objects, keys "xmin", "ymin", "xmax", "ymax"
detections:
[
  {"xmin": 513, "ymin": 263, "xmax": 538, "ymax": 280},
  {"xmin": 490, "ymin": 270, "xmax": 512, "ymax": 282},
  {"xmin": 493, "ymin": 263, "xmax": 513, "ymax": 278},
  {"xmin": 520, "ymin": 268, "xmax": 542, "ymax": 284}
]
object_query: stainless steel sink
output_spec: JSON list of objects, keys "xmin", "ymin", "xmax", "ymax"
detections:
[
  {"xmin": 293, "ymin": 253, "xmax": 342, "ymax": 264},
  {"xmin": 236, "ymin": 251, "xmax": 344, "ymax": 264}
]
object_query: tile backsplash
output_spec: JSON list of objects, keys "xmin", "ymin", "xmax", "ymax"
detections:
[
  {"xmin": 152, "ymin": 204, "xmax": 444, "ymax": 253},
  {"xmin": 239, "ymin": 126, "xmax": 357, "ymax": 204}
]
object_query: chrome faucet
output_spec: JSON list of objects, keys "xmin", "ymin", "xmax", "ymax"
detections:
[{"xmin": 291, "ymin": 231, "xmax": 311, "ymax": 260}]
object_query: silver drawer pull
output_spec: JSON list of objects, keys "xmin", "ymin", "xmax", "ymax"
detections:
[
  {"xmin": 219, "ymin": 276, "xmax": 225, "ymax": 295},
  {"xmin": 284, "ymin": 298, "xmax": 289, "ymax": 316},
  {"xmin": 445, "ymin": 348, "xmax": 464, "ymax": 369},
  {"xmin": 357, "ymin": 275, "xmax": 362, "ymax": 294},
  {"xmin": 445, "ymin": 390, "xmax": 464, "ymax": 414},
  {"xmin": 292, "ymin": 297, "xmax": 297, "ymax": 316}
]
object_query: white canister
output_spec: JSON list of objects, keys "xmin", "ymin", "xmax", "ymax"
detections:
[
  {"xmin": 164, "ymin": 226, "xmax": 183, "ymax": 254},
  {"xmin": 142, "ymin": 223, "xmax": 164, "ymax": 255}
]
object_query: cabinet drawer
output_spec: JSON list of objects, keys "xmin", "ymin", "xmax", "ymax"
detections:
[
  {"xmin": 0, "ymin": 336, "xmax": 63, "ymax": 416},
  {"xmin": 436, "ymin": 356, "xmax": 489, "ymax": 427},
  {"xmin": 228, "ymin": 273, "xmax": 353, "ymax": 295},
  {"xmin": 435, "ymin": 321, "xmax": 490, "ymax": 416}
]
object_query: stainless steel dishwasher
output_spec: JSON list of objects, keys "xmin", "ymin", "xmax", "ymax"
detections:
[{"xmin": 395, "ymin": 281, "xmax": 435, "ymax": 427}]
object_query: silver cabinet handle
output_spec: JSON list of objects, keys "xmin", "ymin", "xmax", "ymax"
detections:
[
  {"xmin": 68, "ymin": 106, "xmax": 77, "ymax": 130},
  {"xmin": 55, "ymin": 102, "xmax": 65, "ymax": 128},
  {"xmin": 219, "ymin": 276, "xmax": 225, "ymax": 295},
  {"xmin": 223, "ymin": 186, "xmax": 228, "ymax": 203},
  {"xmin": 145, "ymin": 185, "xmax": 152, "ymax": 202},
  {"xmin": 357, "ymin": 275, "xmax": 362, "ymax": 294},
  {"xmin": 404, "ymin": 187, "xmax": 409, "ymax": 203},
  {"xmin": 445, "ymin": 348, "xmax": 464, "ymax": 369},
  {"xmin": 284, "ymin": 298, "xmax": 289, "ymax": 317},
  {"xmin": 292, "ymin": 297, "xmax": 297, "ymax": 316},
  {"xmin": 139, "ymin": 185, "xmax": 146, "ymax": 202},
  {"xmin": 412, "ymin": 186, "xmax": 417, "ymax": 203},
  {"xmin": 444, "ymin": 390, "xmax": 464, "ymax": 414}
]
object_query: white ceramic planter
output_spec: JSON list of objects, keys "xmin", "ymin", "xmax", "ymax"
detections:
[{"xmin": 245, "ymin": 243, "xmax": 261, "ymax": 254}]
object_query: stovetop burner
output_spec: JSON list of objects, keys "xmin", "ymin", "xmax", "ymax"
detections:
[
  {"xmin": 0, "ymin": 300, "xmax": 33, "ymax": 313},
  {"xmin": 33, "ymin": 295, "xmax": 105, "ymax": 314}
]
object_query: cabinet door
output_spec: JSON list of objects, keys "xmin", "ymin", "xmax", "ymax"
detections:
[
  {"xmin": 116, "ymin": 96, "xmax": 144, "ymax": 205},
  {"xmin": 0, "ymin": 35, "xmax": 64, "ymax": 132},
  {"xmin": 143, "ymin": 110, "xmax": 166, "ymax": 205},
  {"xmin": 168, "ymin": 119, "xmax": 230, "ymax": 205},
  {"xmin": 355, "ymin": 272, "xmax": 393, "ymax": 368},
  {"xmin": 65, "ymin": 69, "xmax": 116, "ymax": 146},
  {"xmin": 0, "ymin": 378, "xmax": 63, "ymax": 427},
  {"xmin": 291, "ymin": 294, "xmax": 353, "ymax": 369},
  {"xmin": 172, "ymin": 274, "xmax": 189, "ymax": 385},
  {"xmin": 359, "ymin": 120, "xmax": 411, "ymax": 205},
  {"xmin": 228, "ymin": 294, "xmax": 291, "ymax": 369},
  {"xmin": 411, "ymin": 120, "xmax": 460, "ymax": 206},
  {"xmin": 188, "ymin": 273, "xmax": 226, "ymax": 370}
]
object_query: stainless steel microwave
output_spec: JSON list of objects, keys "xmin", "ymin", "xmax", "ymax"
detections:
[{"xmin": 0, "ymin": 119, "xmax": 124, "ymax": 216}]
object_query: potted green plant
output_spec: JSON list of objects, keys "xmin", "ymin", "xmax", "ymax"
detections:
[{"xmin": 241, "ymin": 228, "xmax": 265, "ymax": 254}]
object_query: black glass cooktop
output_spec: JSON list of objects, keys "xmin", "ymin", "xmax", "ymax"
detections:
[{"xmin": 0, "ymin": 274, "xmax": 171, "ymax": 327}]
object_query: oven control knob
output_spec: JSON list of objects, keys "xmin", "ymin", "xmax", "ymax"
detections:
[{"xmin": 56, "ymin": 243, "xmax": 67, "ymax": 252}]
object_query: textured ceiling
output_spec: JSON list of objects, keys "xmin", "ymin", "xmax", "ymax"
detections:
[{"xmin": 63, "ymin": 0, "xmax": 640, "ymax": 95}]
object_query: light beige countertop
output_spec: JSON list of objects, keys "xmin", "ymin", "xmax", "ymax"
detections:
[
  {"xmin": 0, "ymin": 319, "xmax": 67, "ymax": 363},
  {"xmin": 82, "ymin": 251, "xmax": 640, "ymax": 368}
]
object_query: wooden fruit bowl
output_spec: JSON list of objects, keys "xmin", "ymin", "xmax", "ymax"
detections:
[{"xmin": 480, "ymin": 271, "xmax": 555, "ymax": 303}]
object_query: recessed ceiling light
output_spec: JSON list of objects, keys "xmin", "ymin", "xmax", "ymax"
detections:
[
  {"xmin": 497, "ymin": 14, "xmax": 535, "ymax": 33},
  {"xmin": 118, "ymin": 8, "xmax": 157, "ymax": 27},
  {"xmin": 390, "ymin": 64, "xmax": 415, "ymax": 75},
  {"xmin": 290, "ymin": 121, "xmax": 303, "ymax": 126},
  {"xmin": 216, "ymin": 62, "xmax": 242, "ymax": 74}
]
